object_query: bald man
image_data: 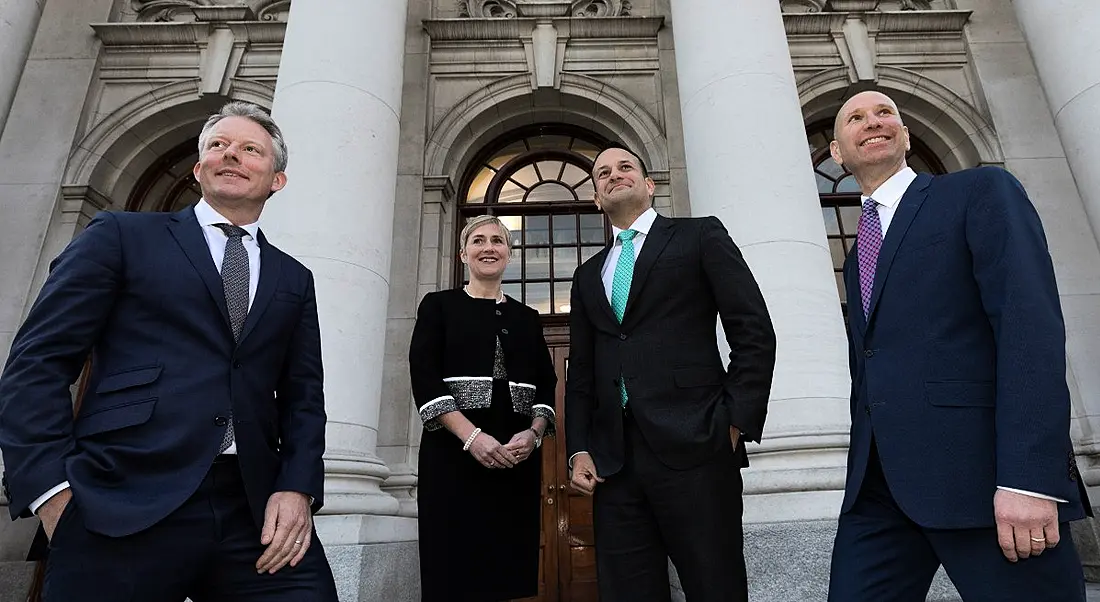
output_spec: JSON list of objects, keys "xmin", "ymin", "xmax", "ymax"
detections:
[{"xmin": 826, "ymin": 91, "xmax": 1089, "ymax": 601}]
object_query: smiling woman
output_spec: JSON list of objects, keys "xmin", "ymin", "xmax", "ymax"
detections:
[{"xmin": 458, "ymin": 125, "xmax": 612, "ymax": 316}]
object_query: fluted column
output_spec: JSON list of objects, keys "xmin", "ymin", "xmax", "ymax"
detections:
[
  {"xmin": 0, "ymin": 0, "xmax": 45, "ymax": 140},
  {"xmin": 669, "ymin": 0, "xmax": 851, "ymax": 521},
  {"xmin": 1014, "ymin": 1, "xmax": 1100, "ymax": 246},
  {"xmin": 264, "ymin": 0, "xmax": 409, "ymax": 520}
]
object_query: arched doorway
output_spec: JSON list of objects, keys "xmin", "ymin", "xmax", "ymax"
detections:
[
  {"xmin": 456, "ymin": 124, "xmax": 610, "ymax": 602},
  {"xmin": 807, "ymin": 121, "xmax": 946, "ymax": 316},
  {"xmin": 126, "ymin": 137, "xmax": 201, "ymax": 212}
]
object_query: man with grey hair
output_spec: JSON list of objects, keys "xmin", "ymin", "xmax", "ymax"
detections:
[{"xmin": 0, "ymin": 101, "xmax": 337, "ymax": 600}]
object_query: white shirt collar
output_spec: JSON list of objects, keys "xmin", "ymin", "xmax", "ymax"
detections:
[
  {"xmin": 611, "ymin": 207, "xmax": 658, "ymax": 242},
  {"xmin": 862, "ymin": 166, "xmax": 917, "ymax": 209},
  {"xmin": 194, "ymin": 199, "xmax": 260, "ymax": 240}
]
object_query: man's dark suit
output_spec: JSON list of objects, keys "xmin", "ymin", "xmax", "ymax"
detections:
[
  {"xmin": 566, "ymin": 213, "xmax": 776, "ymax": 601},
  {"xmin": 829, "ymin": 167, "xmax": 1089, "ymax": 600},
  {"xmin": 0, "ymin": 206, "xmax": 333, "ymax": 599}
]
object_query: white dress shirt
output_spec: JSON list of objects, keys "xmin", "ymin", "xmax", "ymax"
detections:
[
  {"xmin": 30, "ymin": 200, "xmax": 260, "ymax": 514},
  {"xmin": 570, "ymin": 208, "xmax": 659, "ymax": 468},
  {"xmin": 865, "ymin": 168, "xmax": 1065, "ymax": 504}
]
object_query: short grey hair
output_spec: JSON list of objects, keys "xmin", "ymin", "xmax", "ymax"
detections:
[
  {"xmin": 460, "ymin": 215, "xmax": 513, "ymax": 251},
  {"xmin": 197, "ymin": 101, "xmax": 288, "ymax": 173}
]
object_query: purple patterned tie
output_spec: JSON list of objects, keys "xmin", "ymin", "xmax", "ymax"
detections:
[{"xmin": 856, "ymin": 198, "xmax": 882, "ymax": 318}]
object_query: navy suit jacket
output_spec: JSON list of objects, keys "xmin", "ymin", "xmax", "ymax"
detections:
[
  {"xmin": 0, "ymin": 206, "xmax": 327, "ymax": 537},
  {"xmin": 842, "ymin": 167, "xmax": 1088, "ymax": 529}
]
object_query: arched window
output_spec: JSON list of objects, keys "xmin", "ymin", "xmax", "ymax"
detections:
[
  {"xmin": 127, "ymin": 138, "xmax": 201, "ymax": 212},
  {"xmin": 807, "ymin": 121, "xmax": 946, "ymax": 312},
  {"xmin": 458, "ymin": 125, "xmax": 612, "ymax": 316}
]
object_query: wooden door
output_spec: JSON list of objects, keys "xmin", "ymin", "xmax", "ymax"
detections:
[{"xmin": 514, "ymin": 343, "xmax": 598, "ymax": 602}]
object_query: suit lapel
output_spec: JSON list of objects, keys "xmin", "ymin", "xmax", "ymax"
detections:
[
  {"xmin": 622, "ymin": 215, "xmax": 673, "ymax": 325},
  {"xmin": 167, "ymin": 206, "xmax": 232, "ymax": 333},
  {"xmin": 238, "ymin": 230, "xmax": 280, "ymax": 344},
  {"xmin": 865, "ymin": 173, "xmax": 933, "ymax": 324},
  {"xmin": 584, "ymin": 244, "xmax": 618, "ymax": 326}
]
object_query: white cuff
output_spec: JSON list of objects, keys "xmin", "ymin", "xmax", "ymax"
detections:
[
  {"xmin": 568, "ymin": 451, "xmax": 589, "ymax": 469},
  {"xmin": 997, "ymin": 486, "xmax": 1068, "ymax": 504},
  {"xmin": 29, "ymin": 482, "xmax": 70, "ymax": 515}
]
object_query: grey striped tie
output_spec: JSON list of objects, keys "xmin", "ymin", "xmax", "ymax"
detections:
[{"xmin": 214, "ymin": 223, "xmax": 250, "ymax": 453}]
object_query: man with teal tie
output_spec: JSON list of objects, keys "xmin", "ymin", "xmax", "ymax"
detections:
[{"xmin": 564, "ymin": 146, "xmax": 777, "ymax": 601}]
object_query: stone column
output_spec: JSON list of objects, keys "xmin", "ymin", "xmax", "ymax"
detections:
[
  {"xmin": 264, "ymin": 0, "xmax": 409, "ymax": 528},
  {"xmin": 1014, "ymin": 1, "xmax": 1100, "ymax": 246},
  {"xmin": 0, "ymin": 0, "xmax": 45, "ymax": 139},
  {"xmin": 669, "ymin": 0, "xmax": 852, "ymax": 522}
]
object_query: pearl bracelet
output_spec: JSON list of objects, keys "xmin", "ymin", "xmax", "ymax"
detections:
[{"xmin": 462, "ymin": 427, "xmax": 482, "ymax": 451}]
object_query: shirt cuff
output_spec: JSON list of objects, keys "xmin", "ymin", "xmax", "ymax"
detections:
[
  {"xmin": 568, "ymin": 451, "xmax": 589, "ymax": 469},
  {"xmin": 997, "ymin": 486, "xmax": 1068, "ymax": 504},
  {"xmin": 29, "ymin": 482, "xmax": 71, "ymax": 515}
]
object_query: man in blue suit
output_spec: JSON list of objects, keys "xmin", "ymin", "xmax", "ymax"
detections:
[
  {"xmin": 827, "ymin": 91, "xmax": 1089, "ymax": 601},
  {"xmin": 0, "ymin": 101, "xmax": 336, "ymax": 601}
]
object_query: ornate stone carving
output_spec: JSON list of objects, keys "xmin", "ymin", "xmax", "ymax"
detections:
[
  {"xmin": 572, "ymin": 0, "xmax": 631, "ymax": 17},
  {"xmin": 130, "ymin": 0, "xmax": 289, "ymax": 22},
  {"xmin": 898, "ymin": 0, "xmax": 932, "ymax": 9},
  {"xmin": 780, "ymin": 0, "xmax": 827, "ymax": 12},
  {"xmin": 458, "ymin": 0, "xmax": 630, "ymax": 18},
  {"xmin": 458, "ymin": 0, "xmax": 519, "ymax": 18}
]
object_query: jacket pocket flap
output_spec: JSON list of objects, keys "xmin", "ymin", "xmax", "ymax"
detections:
[
  {"xmin": 926, "ymin": 381, "xmax": 994, "ymax": 407},
  {"xmin": 75, "ymin": 397, "xmax": 157, "ymax": 438},
  {"xmin": 673, "ymin": 367, "xmax": 722, "ymax": 388},
  {"xmin": 95, "ymin": 365, "xmax": 162, "ymax": 394}
]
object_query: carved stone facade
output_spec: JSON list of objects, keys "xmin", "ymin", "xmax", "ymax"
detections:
[{"xmin": 1, "ymin": 1, "xmax": 1100, "ymax": 601}]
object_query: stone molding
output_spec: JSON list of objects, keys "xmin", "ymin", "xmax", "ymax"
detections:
[
  {"xmin": 457, "ymin": 0, "xmax": 632, "ymax": 19},
  {"xmin": 128, "ymin": 1, "xmax": 290, "ymax": 22},
  {"xmin": 424, "ymin": 15, "xmax": 661, "ymax": 41},
  {"xmin": 784, "ymin": 9, "xmax": 970, "ymax": 34}
]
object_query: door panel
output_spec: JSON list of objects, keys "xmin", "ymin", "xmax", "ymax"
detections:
[{"xmin": 514, "ymin": 342, "xmax": 598, "ymax": 602}]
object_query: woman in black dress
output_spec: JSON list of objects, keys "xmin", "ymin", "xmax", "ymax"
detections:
[{"xmin": 410, "ymin": 215, "xmax": 556, "ymax": 602}]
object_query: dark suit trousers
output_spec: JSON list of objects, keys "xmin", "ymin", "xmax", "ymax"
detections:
[
  {"xmin": 43, "ymin": 457, "xmax": 337, "ymax": 602},
  {"xmin": 829, "ymin": 441, "xmax": 1085, "ymax": 602},
  {"xmin": 593, "ymin": 410, "xmax": 746, "ymax": 602}
]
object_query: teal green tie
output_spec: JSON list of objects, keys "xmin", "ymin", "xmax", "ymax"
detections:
[{"xmin": 611, "ymin": 229, "xmax": 637, "ymax": 406}]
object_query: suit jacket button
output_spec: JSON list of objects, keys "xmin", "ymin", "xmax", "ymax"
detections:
[
  {"xmin": 214, "ymin": 416, "xmax": 228, "ymax": 427},
  {"xmin": 501, "ymin": 328, "xmax": 509, "ymax": 335},
  {"xmin": 864, "ymin": 406, "xmax": 871, "ymax": 415},
  {"xmin": 863, "ymin": 349, "xmax": 875, "ymax": 358},
  {"xmin": 233, "ymin": 362, "xmax": 242, "ymax": 369},
  {"xmin": 495, "ymin": 310, "xmax": 502, "ymax": 316},
  {"xmin": 619, "ymin": 333, "xmax": 627, "ymax": 340}
]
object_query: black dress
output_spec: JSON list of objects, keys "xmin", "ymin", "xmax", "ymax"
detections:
[{"xmin": 412, "ymin": 292, "xmax": 554, "ymax": 602}]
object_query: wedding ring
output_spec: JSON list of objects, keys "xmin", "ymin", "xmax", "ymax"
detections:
[
  {"xmin": 294, "ymin": 540, "xmax": 302, "ymax": 546},
  {"xmin": 1030, "ymin": 537, "xmax": 1046, "ymax": 543}
]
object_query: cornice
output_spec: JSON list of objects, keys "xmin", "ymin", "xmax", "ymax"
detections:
[{"xmin": 423, "ymin": 16, "xmax": 663, "ymax": 41}]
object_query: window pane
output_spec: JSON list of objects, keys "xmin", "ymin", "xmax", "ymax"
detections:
[
  {"xmin": 511, "ymin": 164, "xmax": 539, "ymax": 188},
  {"xmin": 818, "ymin": 156, "xmax": 844, "ymax": 178},
  {"xmin": 807, "ymin": 132, "xmax": 828, "ymax": 154},
  {"xmin": 499, "ymin": 179, "xmax": 524, "ymax": 203},
  {"xmin": 839, "ymin": 206, "xmax": 861, "ymax": 235},
  {"xmin": 844, "ymin": 235, "xmax": 857, "ymax": 254},
  {"xmin": 571, "ymin": 139, "xmax": 600, "ymax": 159},
  {"xmin": 466, "ymin": 166, "xmax": 495, "ymax": 203},
  {"xmin": 526, "ymin": 282, "xmax": 551, "ymax": 314},
  {"xmin": 535, "ymin": 160, "xmax": 564, "ymax": 181},
  {"xmin": 554, "ymin": 281, "xmax": 573, "ymax": 314},
  {"xmin": 502, "ymin": 248, "xmax": 522, "ymax": 280},
  {"xmin": 575, "ymin": 177, "xmax": 596, "ymax": 201},
  {"xmin": 525, "ymin": 215, "xmax": 549, "ymax": 245},
  {"xmin": 553, "ymin": 214, "xmax": 578, "ymax": 245},
  {"xmin": 821, "ymin": 207, "xmax": 840, "ymax": 235},
  {"xmin": 562, "ymin": 163, "xmax": 589, "ymax": 187},
  {"xmin": 836, "ymin": 175, "xmax": 861, "ymax": 194},
  {"xmin": 580, "ymin": 213, "xmax": 605, "ymax": 244},
  {"xmin": 835, "ymin": 273, "xmax": 846, "ymax": 304},
  {"xmin": 581, "ymin": 245, "xmax": 603, "ymax": 263},
  {"xmin": 829, "ymin": 238, "xmax": 846, "ymax": 269},
  {"xmin": 502, "ymin": 282, "xmax": 522, "ymax": 302},
  {"xmin": 527, "ymin": 182, "xmax": 576, "ymax": 203},
  {"xmin": 554, "ymin": 247, "xmax": 578, "ymax": 279},
  {"xmin": 488, "ymin": 141, "xmax": 525, "ymax": 169},
  {"xmin": 816, "ymin": 171, "xmax": 834, "ymax": 194},
  {"xmin": 498, "ymin": 215, "xmax": 523, "ymax": 246},
  {"xmin": 525, "ymin": 247, "xmax": 551, "ymax": 279}
]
